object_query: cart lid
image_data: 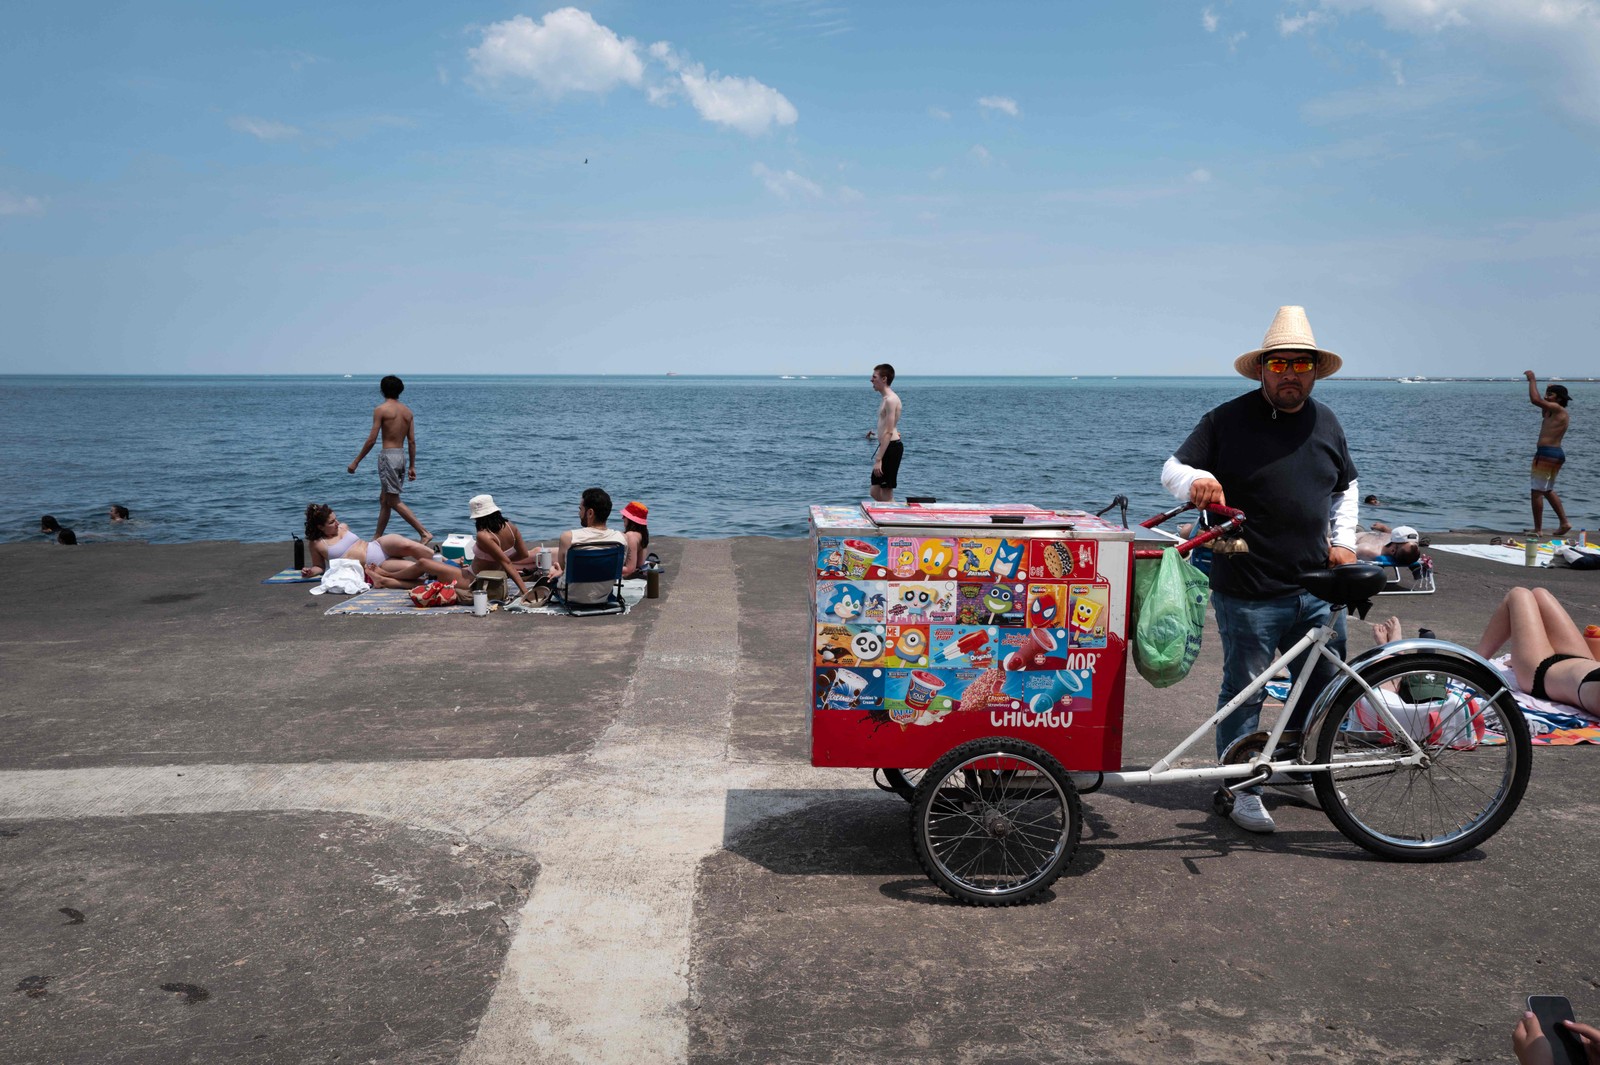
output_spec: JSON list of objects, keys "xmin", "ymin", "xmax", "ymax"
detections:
[{"xmin": 860, "ymin": 501, "xmax": 1123, "ymax": 533}]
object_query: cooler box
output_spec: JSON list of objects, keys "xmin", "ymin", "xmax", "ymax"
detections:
[
  {"xmin": 809, "ymin": 502, "xmax": 1134, "ymax": 773},
  {"xmin": 440, "ymin": 533, "xmax": 475, "ymax": 562}
]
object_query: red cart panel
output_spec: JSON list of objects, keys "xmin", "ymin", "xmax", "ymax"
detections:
[{"xmin": 809, "ymin": 502, "xmax": 1134, "ymax": 773}]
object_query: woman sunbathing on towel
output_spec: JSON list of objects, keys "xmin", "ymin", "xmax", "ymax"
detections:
[
  {"xmin": 1372, "ymin": 586, "xmax": 1600, "ymax": 714},
  {"xmin": 302, "ymin": 503, "xmax": 471, "ymax": 591}
]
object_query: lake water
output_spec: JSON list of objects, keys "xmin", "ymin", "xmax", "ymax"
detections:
[{"xmin": 2, "ymin": 375, "xmax": 1590, "ymax": 546}]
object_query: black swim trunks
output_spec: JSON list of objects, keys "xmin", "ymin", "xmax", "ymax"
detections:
[{"xmin": 872, "ymin": 439, "xmax": 904, "ymax": 490}]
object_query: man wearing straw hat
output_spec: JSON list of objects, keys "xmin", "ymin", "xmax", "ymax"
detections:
[{"xmin": 1161, "ymin": 306, "xmax": 1361, "ymax": 834}]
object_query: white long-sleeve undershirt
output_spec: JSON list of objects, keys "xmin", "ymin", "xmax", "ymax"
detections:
[{"xmin": 1161, "ymin": 455, "xmax": 1359, "ymax": 552}]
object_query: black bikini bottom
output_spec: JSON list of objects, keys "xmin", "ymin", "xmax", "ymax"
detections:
[{"xmin": 1531, "ymin": 653, "xmax": 1600, "ymax": 704}]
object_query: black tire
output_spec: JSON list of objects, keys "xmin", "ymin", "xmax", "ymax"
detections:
[
  {"xmin": 1311, "ymin": 651, "xmax": 1531, "ymax": 861},
  {"xmin": 910, "ymin": 738, "xmax": 1081, "ymax": 905}
]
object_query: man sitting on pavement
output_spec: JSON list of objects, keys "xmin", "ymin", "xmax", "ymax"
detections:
[{"xmin": 556, "ymin": 487, "xmax": 627, "ymax": 606}]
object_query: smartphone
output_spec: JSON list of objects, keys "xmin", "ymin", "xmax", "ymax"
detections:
[{"xmin": 1528, "ymin": 995, "xmax": 1585, "ymax": 1065}]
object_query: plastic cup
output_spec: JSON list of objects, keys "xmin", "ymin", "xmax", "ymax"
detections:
[
  {"xmin": 1525, "ymin": 540, "xmax": 1539, "ymax": 567},
  {"xmin": 841, "ymin": 539, "xmax": 880, "ymax": 580},
  {"xmin": 903, "ymin": 670, "xmax": 947, "ymax": 711}
]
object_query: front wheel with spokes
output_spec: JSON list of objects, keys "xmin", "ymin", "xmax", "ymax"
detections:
[
  {"xmin": 1311, "ymin": 651, "xmax": 1531, "ymax": 861},
  {"xmin": 911, "ymin": 738, "xmax": 1081, "ymax": 905}
]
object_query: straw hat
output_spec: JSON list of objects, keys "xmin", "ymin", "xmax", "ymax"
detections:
[
  {"xmin": 468, "ymin": 494, "xmax": 500, "ymax": 519},
  {"xmin": 1234, "ymin": 305, "xmax": 1343, "ymax": 379},
  {"xmin": 621, "ymin": 500, "xmax": 649, "ymax": 526}
]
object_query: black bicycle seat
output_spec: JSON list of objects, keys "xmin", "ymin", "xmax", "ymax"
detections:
[{"xmin": 1297, "ymin": 563, "xmax": 1388, "ymax": 614}]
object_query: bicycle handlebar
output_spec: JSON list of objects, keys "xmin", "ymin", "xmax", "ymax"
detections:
[{"xmin": 1134, "ymin": 503, "xmax": 1246, "ymax": 560}]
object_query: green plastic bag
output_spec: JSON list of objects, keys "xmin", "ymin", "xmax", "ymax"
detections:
[{"xmin": 1131, "ymin": 547, "xmax": 1210, "ymax": 688}]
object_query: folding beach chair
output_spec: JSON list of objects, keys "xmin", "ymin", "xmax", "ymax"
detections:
[
  {"xmin": 553, "ymin": 541, "xmax": 627, "ymax": 615},
  {"xmin": 1375, "ymin": 552, "xmax": 1436, "ymax": 595}
]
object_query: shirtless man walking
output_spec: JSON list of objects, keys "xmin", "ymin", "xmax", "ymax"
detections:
[
  {"xmin": 1525, "ymin": 370, "xmax": 1572, "ymax": 537},
  {"xmin": 865, "ymin": 363, "xmax": 903, "ymax": 502},
  {"xmin": 348, "ymin": 375, "xmax": 433, "ymax": 544}
]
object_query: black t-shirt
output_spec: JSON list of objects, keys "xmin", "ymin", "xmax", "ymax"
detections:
[{"xmin": 1175, "ymin": 390, "xmax": 1357, "ymax": 599}]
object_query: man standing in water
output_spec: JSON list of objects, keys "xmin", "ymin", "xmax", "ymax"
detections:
[
  {"xmin": 865, "ymin": 363, "xmax": 903, "ymax": 502},
  {"xmin": 348, "ymin": 375, "xmax": 433, "ymax": 545},
  {"xmin": 1161, "ymin": 306, "xmax": 1359, "ymax": 835},
  {"xmin": 1525, "ymin": 370, "xmax": 1571, "ymax": 537}
]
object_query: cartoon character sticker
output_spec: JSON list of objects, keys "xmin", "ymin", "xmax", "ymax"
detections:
[
  {"xmin": 990, "ymin": 539, "xmax": 1026, "ymax": 580},
  {"xmin": 887, "ymin": 581, "xmax": 957, "ymax": 623},
  {"xmin": 1026, "ymin": 584, "xmax": 1065, "ymax": 629},
  {"xmin": 965, "ymin": 581, "xmax": 1026, "ymax": 626},
  {"xmin": 1067, "ymin": 584, "xmax": 1110, "ymax": 648},
  {"xmin": 814, "ymin": 623, "xmax": 886, "ymax": 667},
  {"xmin": 916, "ymin": 538, "xmax": 958, "ymax": 579},
  {"xmin": 956, "ymin": 538, "xmax": 998, "ymax": 578},
  {"xmin": 883, "ymin": 624, "xmax": 931, "ymax": 668},
  {"xmin": 888, "ymin": 537, "xmax": 919, "ymax": 579},
  {"xmin": 816, "ymin": 581, "xmax": 887, "ymax": 624}
]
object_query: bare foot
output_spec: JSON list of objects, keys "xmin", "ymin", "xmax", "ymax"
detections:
[
  {"xmin": 1371, "ymin": 616, "xmax": 1402, "ymax": 644},
  {"xmin": 365, "ymin": 563, "xmax": 407, "ymax": 589},
  {"xmin": 1556, "ymin": 525, "xmax": 1573, "ymax": 537}
]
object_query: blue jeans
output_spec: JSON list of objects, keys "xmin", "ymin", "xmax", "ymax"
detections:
[{"xmin": 1211, "ymin": 590, "xmax": 1347, "ymax": 785}]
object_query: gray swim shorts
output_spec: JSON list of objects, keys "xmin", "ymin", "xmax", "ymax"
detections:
[{"xmin": 378, "ymin": 449, "xmax": 406, "ymax": 495}]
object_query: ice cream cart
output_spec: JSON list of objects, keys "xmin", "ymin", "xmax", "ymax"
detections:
[{"xmin": 808, "ymin": 501, "xmax": 1532, "ymax": 906}]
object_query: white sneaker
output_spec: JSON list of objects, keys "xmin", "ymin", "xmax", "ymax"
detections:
[
  {"xmin": 1278, "ymin": 781, "xmax": 1321, "ymax": 809},
  {"xmin": 1228, "ymin": 793, "xmax": 1277, "ymax": 833}
]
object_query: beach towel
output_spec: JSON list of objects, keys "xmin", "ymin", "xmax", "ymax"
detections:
[
  {"xmin": 1430, "ymin": 543, "xmax": 1551, "ymax": 568},
  {"xmin": 324, "ymin": 586, "xmax": 476, "ymax": 616},
  {"xmin": 1486, "ymin": 654, "xmax": 1600, "ymax": 745},
  {"xmin": 261, "ymin": 568, "xmax": 319, "ymax": 584},
  {"xmin": 503, "ymin": 579, "xmax": 649, "ymax": 615}
]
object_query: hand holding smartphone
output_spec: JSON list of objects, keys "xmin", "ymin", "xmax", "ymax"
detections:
[{"xmin": 1527, "ymin": 996, "xmax": 1587, "ymax": 1065}]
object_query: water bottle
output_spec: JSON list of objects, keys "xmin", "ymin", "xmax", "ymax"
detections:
[
  {"xmin": 645, "ymin": 567, "xmax": 660, "ymax": 599},
  {"xmin": 1586, "ymin": 624, "xmax": 1600, "ymax": 659},
  {"xmin": 1581, "ymin": 529, "xmax": 1588, "ymax": 549},
  {"xmin": 293, "ymin": 534, "xmax": 305, "ymax": 571},
  {"xmin": 1525, "ymin": 540, "xmax": 1539, "ymax": 567}
]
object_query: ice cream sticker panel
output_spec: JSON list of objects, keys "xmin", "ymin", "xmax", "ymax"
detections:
[{"xmin": 809, "ymin": 506, "xmax": 1134, "ymax": 773}]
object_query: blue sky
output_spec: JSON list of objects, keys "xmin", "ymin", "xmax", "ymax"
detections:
[{"xmin": 3, "ymin": 1, "xmax": 1598, "ymax": 377}]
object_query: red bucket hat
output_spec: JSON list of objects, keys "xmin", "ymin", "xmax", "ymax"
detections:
[{"xmin": 621, "ymin": 501, "xmax": 649, "ymax": 526}]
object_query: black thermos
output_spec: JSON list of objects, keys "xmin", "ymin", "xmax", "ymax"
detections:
[{"xmin": 293, "ymin": 534, "xmax": 305, "ymax": 570}]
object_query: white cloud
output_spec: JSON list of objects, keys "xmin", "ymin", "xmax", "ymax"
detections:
[
  {"xmin": 1203, "ymin": 7, "xmax": 1220, "ymax": 32},
  {"xmin": 0, "ymin": 190, "xmax": 44, "ymax": 216},
  {"xmin": 469, "ymin": 9, "xmax": 644, "ymax": 97},
  {"xmin": 970, "ymin": 144, "xmax": 992, "ymax": 164},
  {"xmin": 751, "ymin": 163, "xmax": 823, "ymax": 200},
  {"xmin": 228, "ymin": 116, "xmax": 301, "ymax": 141},
  {"xmin": 1188, "ymin": 168, "xmax": 1213, "ymax": 183},
  {"xmin": 927, "ymin": 106, "xmax": 951, "ymax": 120},
  {"xmin": 652, "ymin": 43, "xmax": 797, "ymax": 135},
  {"xmin": 1279, "ymin": 10, "xmax": 1332, "ymax": 34},
  {"xmin": 1311, "ymin": 0, "xmax": 1600, "ymax": 125},
  {"xmin": 977, "ymin": 95, "xmax": 1020, "ymax": 116}
]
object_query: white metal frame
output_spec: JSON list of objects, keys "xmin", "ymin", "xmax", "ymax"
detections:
[{"xmin": 1099, "ymin": 607, "xmax": 1428, "ymax": 788}]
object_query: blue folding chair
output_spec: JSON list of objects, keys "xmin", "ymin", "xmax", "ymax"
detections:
[{"xmin": 554, "ymin": 541, "xmax": 627, "ymax": 615}]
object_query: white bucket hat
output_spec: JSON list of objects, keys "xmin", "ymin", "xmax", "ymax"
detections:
[
  {"xmin": 1234, "ymin": 305, "xmax": 1344, "ymax": 380},
  {"xmin": 468, "ymin": 494, "xmax": 500, "ymax": 519}
]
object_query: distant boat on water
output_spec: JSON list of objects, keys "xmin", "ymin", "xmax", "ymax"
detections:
[
  {"xmin": 343, "ymin": 374, "xmax": 352, "ymax": 378},
  {"xmin": 780, "ymin": 375, "xmax": 795, "ymax": 379},
  {"xmin": 665, "ymin": 372, "xmax": 679, "ymax": 377},
  {"xmin": 1398, "ymin": 375, "xmax": 1427, "ymax": 384}
]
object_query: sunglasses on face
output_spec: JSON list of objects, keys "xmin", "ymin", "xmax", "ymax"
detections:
[{"xmin": 1263, "ymin": 355, "xmax": 1317, "ymax": 374}]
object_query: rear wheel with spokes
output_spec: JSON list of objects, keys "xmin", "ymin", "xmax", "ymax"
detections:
[
  {"xmin": 1312, "ymin": 651, "xmax": 1531, "ymax": 860},
  {"xmin": 911, "ymin": 738, "xmax": 1081, "ymax": 905}
]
